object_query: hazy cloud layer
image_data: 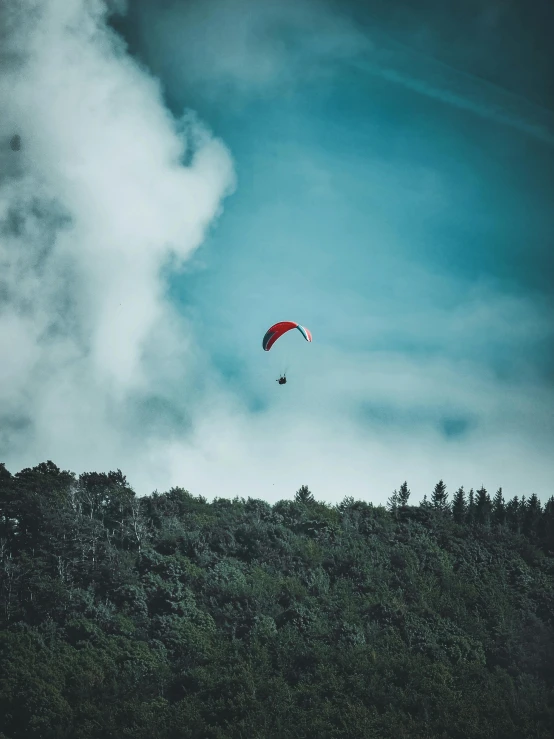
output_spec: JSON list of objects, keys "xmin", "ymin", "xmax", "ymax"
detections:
[
  {"xmin": 128, "ymin": 0, "xmax": 554, "ymax": 144},
  {"xmin": 126, "ymin": 0, "xmax": 367, "ymax": 95}
]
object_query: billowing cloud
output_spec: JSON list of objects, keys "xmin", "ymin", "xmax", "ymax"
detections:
[{"xmin": 1, "ymin": 0, "xmax": 234, "ymax": 477}]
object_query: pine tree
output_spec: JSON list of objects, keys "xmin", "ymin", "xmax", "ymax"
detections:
[
  {"xmin": 541, "ymin": 496, "xmax": 554, "ymax": 551},
  {"xmin": 295, "ymin": 485, "xmax": 315, "ymax": 504},
  {"xmin": 475, "ymin": 486, "xmax": 492, "ymax": 526},
  {"xmin": 397, "ymin": 481, "xmax": 411, "ymax": 506},
  {"xmin": 452, "ymin": 487, "xmax": 466, "ymax": 524},
  {"xmin": 492, "ymin": 488, "xmax": 505, "ymax": 526},
  {"xmin": 387, "ymin": 489, "xmax": 399, "ymax": 513},
  {"xmin": 467, "ymin": 488, "xmax": 475, "ymax": 524},
  {"xmin": 523, "ymin": 493, "xmax": 542, "ymax": 538},
  {"xmin": 431, "ymin": 479, "xmax": 448, "ymax": 510},
  {"xmin": 506, "ymin": 496, "xmax": 520, "ymax": 533}
]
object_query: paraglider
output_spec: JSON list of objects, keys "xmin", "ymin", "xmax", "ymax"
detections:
[
  {"xmin": 262, "ymin": 321, "xmax": 312, "ymax": 385},
  {"xmin": 262, "ymin": 321, "xmax": 312, "ymax": 351}
]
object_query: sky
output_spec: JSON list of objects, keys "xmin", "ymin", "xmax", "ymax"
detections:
[{"xmin": 1, "ymin": 0, "xmax": 553, "ymax": 505}]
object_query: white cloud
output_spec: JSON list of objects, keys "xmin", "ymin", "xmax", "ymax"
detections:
[
  {"xmin": 0, "ymin": 0, "xmax": 234, "ymax": 471},
  {"xmin": 143, "ymin": 345, "xmax": 554, "ymax": 504}
]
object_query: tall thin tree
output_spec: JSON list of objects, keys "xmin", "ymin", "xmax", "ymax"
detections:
[
  {"xmin": 431, "ymin": 480, "xmax": 448, "ymax": 510},
  {"xmin": 452, "ymin": 487, "xmax": 466, "ymax": 524},
  {"xmin": 492, "ymin": 488, "xmax": 506, "ymax": 526},
  {"xmin": 397, "ymin": 481, "xmax": 411, "ymax": 506},
  {"xmin": 475, "ymin": 486, "xmax": 492, "ymax": 526}
]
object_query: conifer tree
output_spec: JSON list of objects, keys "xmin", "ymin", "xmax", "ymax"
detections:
[
  {"xmin": 518, "ymin": 497, "xmax": 527, "ymax": 533},
  {"xmin": 452, "ymin": 486, "xmax": 466, "ymax": 524},
  {"xmin": 387, "ymin": 489, "xmax": 399, "ymax": 512},
  {"xmin": 431, "ymin": 479, "xmax": 448, "ymax": 510},
  {"xmin": 523, "ymin": 493, "xmax": 542, "ymax": 538},
  {"xmin": 492, "ymin": 488, "xmax": 506, "ymax": 526},
  {"xmin": 506, "ymin": 495, "xmax": 520, "ymax": 533},
  {"xmin": 467, "ymin": 488, "xmax": 475, "ymax": 524},
  {"xmin": 475, "ymin": 486, "xmax": 492, "ymax": 526},
  {"xmin": 542, "ymin": 496, "xmax": 554, "ymax": 551},
  {"xmin": 295, "ymin": 485, "xmax": 315, "ymax": 504},
  {"xmin": 397, "ymin": 481, "xmax": 411, "ymax": 506}
]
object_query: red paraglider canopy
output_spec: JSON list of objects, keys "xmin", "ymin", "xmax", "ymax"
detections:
[{"xmin": 262, "ymin": 321, "xmax": 312, "ymax": 351}]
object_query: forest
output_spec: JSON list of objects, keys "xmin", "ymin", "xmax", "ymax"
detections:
[{"xmin": 1, "ymin": 460, "xmax": 553, "ymax": 738}]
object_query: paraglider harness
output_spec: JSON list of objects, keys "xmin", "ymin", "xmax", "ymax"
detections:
[{"xmin": 277, "ymin": 374, "xmax": 287, "ymax": 385}]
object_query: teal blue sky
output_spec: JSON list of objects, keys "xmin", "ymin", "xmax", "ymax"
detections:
[
  {"xmin": 110, "ymin": 0, "xmax": 554, "ymax": 500},
  {"xmin": 2, "ymin": 0, "xmax": 553, "ymax": 502}
]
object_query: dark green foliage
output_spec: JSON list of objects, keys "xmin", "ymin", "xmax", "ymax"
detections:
[{"xmin": 1, "ymin": 460, "xmax": 554, "ymax": 738}]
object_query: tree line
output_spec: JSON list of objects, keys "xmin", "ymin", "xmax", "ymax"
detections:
[{"xmin": 1, "ymin": 461, "xmax": 553, "ymax": 738}]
